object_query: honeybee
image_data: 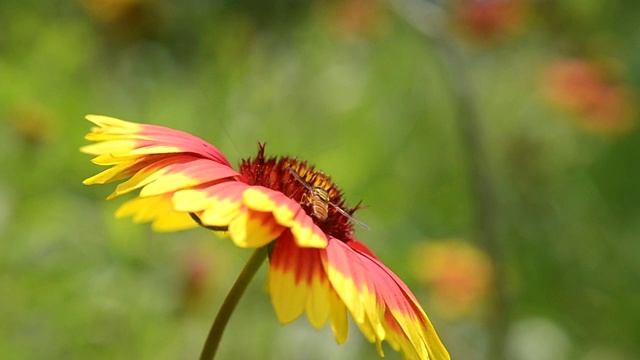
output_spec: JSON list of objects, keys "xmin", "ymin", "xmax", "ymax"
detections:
[{"xmin": 288, "ymin": 167, "xmax": 370, "ymax": 230}]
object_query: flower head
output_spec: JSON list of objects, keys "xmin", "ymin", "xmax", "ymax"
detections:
[{"xmin": 81, "ymin": 115, "xmax": 450, "ymax": 359}]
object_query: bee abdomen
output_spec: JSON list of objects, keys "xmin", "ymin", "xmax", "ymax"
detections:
[{"xmin": 310, "ymin": 200, "xmax": 329, "ymax": 221}]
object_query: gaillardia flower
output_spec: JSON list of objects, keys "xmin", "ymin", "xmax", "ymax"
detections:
[{"xmin": 81, "ymin": 115, "xmax": 450, "ymax": 360}]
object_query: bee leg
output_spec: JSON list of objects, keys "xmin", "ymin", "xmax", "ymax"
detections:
[{"xmin": 300, "ymin": 193, "xmax": 310, "ymax": 206}]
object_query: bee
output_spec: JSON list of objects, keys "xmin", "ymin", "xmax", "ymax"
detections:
[{"xmin": 288, "ymin": 167, "xmax": 370, "ymax": 230}]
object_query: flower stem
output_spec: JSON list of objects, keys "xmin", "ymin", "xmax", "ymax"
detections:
[
  {"xmin": 388, "ymin": 1, "xmax": 509, "ymax": 358},
  {"xmin": 442, "ymin": 44, "xmax": 509, "ymax": 360},
  {"xmin": 200, "ymin": 247, "xmax": 268, "ymax": 360}
]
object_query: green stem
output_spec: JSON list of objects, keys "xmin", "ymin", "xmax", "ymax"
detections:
[
  {"xmin": 199, "ymin": 247, "xmax": 268, "ymax": 360},
  {"xmin": 441, "ymin": 43, "xmax": 509, "ymax": 360},
  {"xmin": 387, "ymin": 1, "xmax": 509, "ymax": 358}
]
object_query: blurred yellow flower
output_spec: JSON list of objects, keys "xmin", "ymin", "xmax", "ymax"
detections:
[{"xmin": 411, "ymin": 240, "xmax": 492, "ymax": 319}]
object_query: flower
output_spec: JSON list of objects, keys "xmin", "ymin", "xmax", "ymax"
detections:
[
  {"xmin": 81, "ymin": 115, "xmax": 450, "ymax": 360},
  {"xmin": 411, "ymin": 240, "xmax": 492, "ymax": 319},
  {"xmin": 542, "ymin": 58, "xmax": 636, "ymax": 134}
]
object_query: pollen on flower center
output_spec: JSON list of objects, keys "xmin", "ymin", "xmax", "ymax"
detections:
[{"xmin": 238, "ymin": 143, "xmax": 361, "ymax": 241}]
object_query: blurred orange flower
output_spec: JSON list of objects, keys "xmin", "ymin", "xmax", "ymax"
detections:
[
  {"xmin": 320, "ymin": 0, "xmax": 390, "ymax": 38},
  {"xmin": 411, "ymin": 240, "xmax": 492, "ymax": 319},
  {"xmin": 542, "ymin": 58, "xmax": 636, "ymax": 134},
  {"xmin": 7, "ymin": 101, "xmax": 56, "ymax": 146},
  {"xmin": 451, "ymin": 0, "xmax": 528, "ymax": 42},
  {"xmin": 80, "ymin": 0, "xmax": 161, "ymax": 42}
]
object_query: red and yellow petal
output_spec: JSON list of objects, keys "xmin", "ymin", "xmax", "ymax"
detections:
[
  {"xmin": 172, "ymin": 182, "xmax": 284, "ymax": 247},
  {"xmin": 268, "ymin": 232, "xmax": 349, "ymax": 343},
  {"xmin": 323, "ymin": 239, "xmax": 386, "ymax": 348},
  {"xmin": 173, "ymin": 184, "xmax": 327, "ymax": 249},
  {"xmin": 84, "ymin": 114, "xmax": 143, "ymax": 136},
  {"xmin": 82, "ymin": 115, "xmax": 235, "ymax": 168},
  {"xmin": 268, "ymin": 234, "xmax": 449, "ymax": 359},
  {"xmin": 242, "ymin": 187, "xmax": 327, "ymax": 248},
  {"xmin": 173, "ymin": 182, "xmax": 248, "ymax": 227},
  {"xmin": 115, "ymin": 194, "xmax": 198, "ymax": 232},
  {"xmin": 83, "ymin": 115, "xmax": 328, "ymax": 250},
  {"xmin": 115, "ymin": 156, "xmax": 241, "ymax": 199},
  {"xmin": 324, "ymin": 239, "xmax": 450, "ymax": 360},
  {"xmin": 226, "ymin": 208, "xmax": 285, "ymax": 248}
]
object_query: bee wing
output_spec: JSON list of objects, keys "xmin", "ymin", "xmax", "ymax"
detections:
[{"xmin": 329, "ymin": 203, "xmax": 370, "ymax": 230}]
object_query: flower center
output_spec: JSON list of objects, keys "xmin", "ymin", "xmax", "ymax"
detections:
[{"xmin": 238, "ymin": 144, "xmax": 362, "ymax": 241}]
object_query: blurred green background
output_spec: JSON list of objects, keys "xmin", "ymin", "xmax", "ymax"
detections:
[{"xmin": 1, "ymin": 0, "xmax": 639, "ymax": 359}]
